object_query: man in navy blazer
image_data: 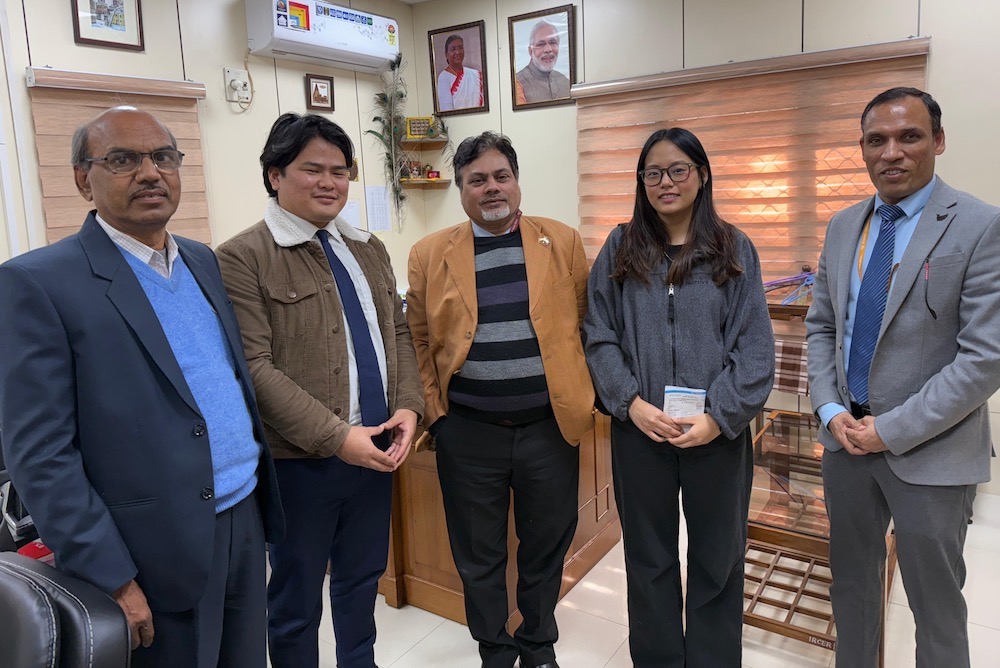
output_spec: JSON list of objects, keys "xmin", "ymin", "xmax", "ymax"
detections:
[
  {"xmin": 807, "ymin": 88, "xmax": 1000, "ymax": 667},
  {"xmin": 0, "ymin": 107, "xmax": 283, "ymax": 667}
]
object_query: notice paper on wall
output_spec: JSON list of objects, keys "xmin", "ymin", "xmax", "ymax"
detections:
[
  {"xmin": 341, "ymin": 200, "xmax": 361, "ymax": 228},
  {"xmin": 663, "ymin": 385, "xmax": 707, "ymax": 432},
  {"xmin": 364, "ymin": 186, "xmax": 391, "ymax": 233}
]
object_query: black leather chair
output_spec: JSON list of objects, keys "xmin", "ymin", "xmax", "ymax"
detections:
[{"xmin": 0, "ymin": 552, "xmax": 131, "ymax": 667}]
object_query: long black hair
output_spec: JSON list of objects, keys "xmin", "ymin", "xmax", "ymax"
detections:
[{"xmin": 612, "ymin": 127, "xmax": 742, "ymax": 286}]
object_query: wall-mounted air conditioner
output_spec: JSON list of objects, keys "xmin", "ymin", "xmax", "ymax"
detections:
[{"xmin": 246, "ymin": 0, "xmax": 400, "ymax": 75}]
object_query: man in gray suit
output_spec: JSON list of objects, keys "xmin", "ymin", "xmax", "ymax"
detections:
[{"xmin": 807, "ymin": 87, "xmax": 1000, "ymax": 668}]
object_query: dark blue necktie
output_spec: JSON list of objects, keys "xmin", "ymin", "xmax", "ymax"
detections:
[
  {"xmin": 846, "ymin": 203, "xmax": 906, "ymax": 406},
  {"xmin": 316, "ymin": 230, "xmax": 390, "ymax": 449}
]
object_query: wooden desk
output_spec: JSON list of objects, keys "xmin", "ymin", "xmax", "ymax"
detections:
[{"xmin": 378, "ymin": 413, "xmax": 621, "ymax": 625}]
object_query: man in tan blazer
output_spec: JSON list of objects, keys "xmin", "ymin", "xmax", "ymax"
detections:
[{"xmin": 407, "ymin": 132, "xmax": 593, "ymax": 668}]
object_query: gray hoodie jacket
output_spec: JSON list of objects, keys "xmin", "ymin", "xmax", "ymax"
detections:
[{"xmin": 584, "ymin": 224, "xmax": 775, "ymax": 440}]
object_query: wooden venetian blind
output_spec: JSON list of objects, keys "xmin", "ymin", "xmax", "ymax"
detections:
[
  {"xmin": 26, "ymin": 68, "xmax": 209, "ymax": 244},
  {"xmin": 574, "ymin": 39, "xmax": 929, "ymax": 285}
]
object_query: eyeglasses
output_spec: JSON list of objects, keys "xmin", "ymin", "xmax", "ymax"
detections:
[
  {"xmin": 638, "ymin": 162, "xmax": 695, "ymax": 186},
  {"xmin": 85, "ymin": 149, "xmax": 185, "ymax": 175}
]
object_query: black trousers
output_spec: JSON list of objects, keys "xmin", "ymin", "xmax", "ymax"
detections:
[
  {"xmin": 266, "ymin": 455, "xmax": 392, "ymax": 668},
  {"xmin": 435, "ymin": 412, "xmax": 580, "ymax": 668},
  {"xmin": 132, "ymin": 492, "xmax": 266, "ymax": 668},
  {"xmin": 611, "ymin": 419, "xmax": 752, "ymax": 668}
]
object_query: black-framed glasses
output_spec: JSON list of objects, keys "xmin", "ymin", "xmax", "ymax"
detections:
[
  {"xmin": 85, "ymin": 149, "xmax": 185, "ymax": 175},
  {"xmin": 638, "ymin": 162, "xmax": 695, "ymax": 186}
]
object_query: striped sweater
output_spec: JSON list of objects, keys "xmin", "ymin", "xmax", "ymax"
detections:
[{"xmin": 447, "ymin": 230, "xmax": 551, "ymax": 425}]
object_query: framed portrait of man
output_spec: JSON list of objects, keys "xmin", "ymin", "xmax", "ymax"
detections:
[
  {"xmin": 508, "ymin": 4, "xmax": 576, "ymax": 111},
  {"xmin": 429, "ymin": 20, "xmax": 489, "ymax": 117}
]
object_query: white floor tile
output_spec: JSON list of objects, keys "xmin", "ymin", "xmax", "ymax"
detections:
[
  {"xmin": 383, "ymin": 619, "xmax": 481, "ymax": 668},
  {"xmin": 883, "ymin": 601, "xmax": 917, "ymax": 668},
  {"xmin": 601, "ymin": 639, "xmax": 632, "ymax": 668},
  {"xmin": 550, "ymin": 605, "xmax": 629, "ymax": 667},
  {"xmin": 969, "ymin": 621, "xmax": 1000, "ymax": 668},
  {"xmin": 962, "ymin": 545, "xmax": 1000, "ymax": 631},
  {"xmin": 558, "ymin": 541, "xmax": 629, "ymax": 626},
  {"xmin": 741, "ymin": 624, "xmax": 834, "ymax": 668},
  {"xmin": 373, "ymin": 598, "xmax": 448, "ymax": 666}
]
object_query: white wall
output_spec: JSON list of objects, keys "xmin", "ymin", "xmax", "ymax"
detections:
[{"xmin": 2, "ymin": 0, "xmax": 999, "ymax": 490}]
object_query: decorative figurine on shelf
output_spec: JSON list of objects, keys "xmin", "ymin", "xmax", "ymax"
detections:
[{"xmin": 409, "ymin": 161, "xmax": 424, "ymax": 178}]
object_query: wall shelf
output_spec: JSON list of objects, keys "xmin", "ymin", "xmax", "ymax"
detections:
[
  {"xmin": 400, "ymin": 138, "xmax": 448, "ymax": 151},
  {"xmin": 400, "ymin": 178, "xmax": 451, "ymax": 190}
]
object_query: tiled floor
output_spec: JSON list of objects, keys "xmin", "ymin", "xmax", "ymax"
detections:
[{"xmin": 301, "ymin": 492, "xmax": 1000, "ymax": 667}]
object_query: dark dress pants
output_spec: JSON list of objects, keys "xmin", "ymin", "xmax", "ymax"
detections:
[
  {"xmin": 267, "ymin": 455, "xmax": 392, "ymax": 668},
  {"xmin": 435, "ymin": 412, "xmax": 580, "ymax": 668},
  {"xmin": 611, "ymin": 419, "xmax": 752, "ymax": 668},
  {"xmin": 132, "ymin": 492, "xmax": 267, "ymax": 668},
  {"xmin": 823, "ymin": 448, "xmax": 975, "ymax": 668}
]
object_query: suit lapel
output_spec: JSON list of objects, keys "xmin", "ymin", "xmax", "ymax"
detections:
[
  {"xmin": 443, "ymin": 223, "xmax": 477, "ymax": 318},
  {"xmin": 79, "ymin": 216, "xmax": 201, "ymax": 415},
  {"xmin": 882, "ymin": 180, "xmax": 957, "ymax": 330},
  {"xmin": 519, "ymin": 216, "xmax": 551, "ymax": 315}
]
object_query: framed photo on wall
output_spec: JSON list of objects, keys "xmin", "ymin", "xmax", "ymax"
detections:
[
  {"xmin": 429, "ymin": 20, "xmax": 489, "ymax": 117},
  {"xmin": 508, "ymin": 4, "xmax": 576, "ymax": 111},
  {"xmin": 305, "ymin": 74, "xmax": 334, "ymax": 111},
  {"xmin": 71, "ymin": 0, "xmax": 145, "ymax": 51}
]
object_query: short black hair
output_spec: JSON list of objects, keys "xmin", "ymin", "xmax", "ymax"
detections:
[
  {"xmin": 861, "ymin": 87, "xmax": 942, "ymax": 135},
  {"xmin": 260, "ymin": 113, "xmax": 354, "ymax": 197},
  {"xmin": 444, "ymin": 35, "xmax": 463, "ymax": 51},
  {"xmin": 452, "ymin": 132, "xmax": 519, "ymax": 188}
]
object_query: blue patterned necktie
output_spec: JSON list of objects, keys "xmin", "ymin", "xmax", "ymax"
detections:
[
  {"xmin": 316, "ymin": 230, "xmax": 390, "ymax": 449},
  {"xmin": 846, "ymin": 203, "xmax": 906, "ymax": 406}
]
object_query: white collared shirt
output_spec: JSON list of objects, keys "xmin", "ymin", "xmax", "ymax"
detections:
[
  {"xmin": 275, "ymin": 204, "xmax": 389, "ymax": 427},
  {"xmin": 96, "ymin": 215, "xmax": 179, "ymax": 279}
]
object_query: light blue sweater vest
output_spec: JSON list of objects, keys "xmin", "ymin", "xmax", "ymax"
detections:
[{"xmin": 123, "ymin": 251, "xmax": 259, "ymax": 513}]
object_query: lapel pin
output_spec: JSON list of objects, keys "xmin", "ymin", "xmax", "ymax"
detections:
[
  {"xmin": 936, "ymin": 214, "xmax": 948, "ymax": 221},
  {"xmin": 539, "ymin": 236, "xmax": 550, "ymax": 246}
]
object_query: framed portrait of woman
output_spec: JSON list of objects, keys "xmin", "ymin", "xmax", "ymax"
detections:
[{"xmin": 429, "ymin": 20, "xmax": 489, "ymax": 117}]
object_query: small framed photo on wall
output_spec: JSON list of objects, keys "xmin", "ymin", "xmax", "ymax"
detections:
[
  {"xmin": 71, "ymin": 0, "xmax": 145, "ymax": 51},
  {"xmin": 508, "ymin": 4, "xmax": 576, "ymax": 111},
  {"xmin": 305, "ymin": 74, "xmax": 334, "ymax": 111},
  {"xmin": 429, "ymin": 20, "xmax": 489, "ymax": 117}
]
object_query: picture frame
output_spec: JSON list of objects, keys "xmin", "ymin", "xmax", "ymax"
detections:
[
  {"xmin": 405, "ymin": 116, "xmax": 435, "ymax": 139},
  {"xmin": 305, "ymin": 73, "xmax": 334, "ymax": 111},
  {"xmin": 71, "ymin": 0, "xmax": 145, "ymax": 52},
  {"xmin": 429, "ymin": 20, "xmax": 489, "ymax": 117},
  {"xmin": 508, "ymin": 4, "xmax": 576, "ymax": 111}
]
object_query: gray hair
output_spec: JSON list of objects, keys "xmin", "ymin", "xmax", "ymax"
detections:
[
  {"xmin": 528, "ymin": 19, "xmax": 558, "ymax": 45},
  {"xmin": 453, "ymin": 132, "xmax": 519, "ymax": 188}
]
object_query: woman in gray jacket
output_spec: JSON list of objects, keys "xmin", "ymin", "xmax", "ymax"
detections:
[{"xmin": 584, "ymin": 127, "xmax": 774, "ymax": 668}]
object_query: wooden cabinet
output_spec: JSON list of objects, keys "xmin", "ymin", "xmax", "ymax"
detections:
[{"xmin": 379, "ymin": 413, "xmax": 621, "ymax": 624}]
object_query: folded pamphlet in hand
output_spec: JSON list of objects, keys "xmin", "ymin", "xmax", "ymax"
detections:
[{"xmin": 663, "ymin": 386, "xmax": 707, "ymax": 433}]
